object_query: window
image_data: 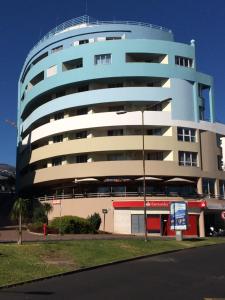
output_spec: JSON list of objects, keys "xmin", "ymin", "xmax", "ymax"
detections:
[
  {"xmin": 32, "ymin": 52, "xmax": 48, "ymax": 65},
  {"xmin": 126, "ymin": 53, "xmax": 167, "ymax": 63},
  {"xmin": 47, "ymin": 65, "xmax": 57, "ymax": 78},
  {"xmin": 147, "ymin": 152, "xmax": 163, "ymax": 160},
  {"xmin": 56, "ymin": 90, "xmax": 66, "ymax": 98},
  {"xmin": 77, "ymin": 85, "xmax": 89, "ymax": 93},
  {"xmin": 76, "ymin": 155, "xmax": 87, "ymax": 163},
  {"xmin": 21, "ymin": 92, "xmax": 25, "ymax": 101},
  {"xmin": 62, "ymin": 58, "xmax": 83, "ymax": 71},
  {"xmin": 177, "ymin": 127, "xmax": 196, "ymax": 142},
  {"xmin": 54, "ymin": 112, "xmax": 64, "ymax": 120},
  {"xmin": 53, "ymin": 135, "xmax": 63, "ymax": 143},
  {"xmin": 30, "ymin": 71, "xmax": 44, "ymax": 87},
  {"xmin": 107, "ymin": 153, "xmax": 125, "ymax": 161},
  {"xmin": 108, "ymin": 105, "xmax": 124, "ymax": 112},
  {"xmin": 179, "ymin": 152, "xmax": 198, "ymax": 167},
  {"xmin": 108, "ymin": 129, "xmax": 123, "ymax": 136},
  {"xmin": 79, "ymin": 39, "xmax": 89, "ymax": 45},
  {"xmin": 77, "ymin": 107, "xmax": 88, "ymax": 115},
  {"xmin": 218, "ymin": 155, "xmax": 223, "ymax": 170},
  {"xmin": 51, "ymin": 45, "xmax": 63, "ymax": 53},
  {"xmin": 219, "ymin": 181, "xmax": 225, "ymax": 198},
  {"xmin": 75, "ymin": 131, "xmax": 87, "ymax": 139},
  {"xmin": 216, "ymin": 134, "xmax": 222, "ymax": 148},
  {"xmin": 95, "ymin": 54, "xmax": 111, "ymax": 65},
  {"xmin": 147, "ymin": 128, "xmax": 162, "ymax": 136},
  {"xmin": 106, "ymin": 37, "xmax": 121, "ymax": 40},
  {"xmin": 175, "ymin": 56, "xmax": 193, "ymax": 68},
  {"xmin": 202, "ymin": 178, "xmax": 215, "ymax": 196},
  {"xmin": 108, "ymin": 83, "xmax": 123, "ymax": 88},
  {"xmin": 52, "ymin": 157, "xmax": 62, "ymax": 166},
  {"xmin": 21, "ymin": 52, "xmax": 48, "ymax": 84}
]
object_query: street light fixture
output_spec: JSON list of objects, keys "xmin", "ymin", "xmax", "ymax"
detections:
[
  {"xmin": 116, "ymin": 98, "xmax": 172, "ymax": 242},
  {"xmin": 116, "ymin": 108, "xmax": 147, "ymax": 241}
]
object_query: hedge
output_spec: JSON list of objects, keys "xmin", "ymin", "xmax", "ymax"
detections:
[{"xmin": 50, "ymin": 215, "xmax": 96, "ymax": 234}]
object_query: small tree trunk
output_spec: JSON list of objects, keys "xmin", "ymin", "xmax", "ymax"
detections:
[{"xmin": 18, "ymin": 212, "xmax": 22, "ymax": 245}]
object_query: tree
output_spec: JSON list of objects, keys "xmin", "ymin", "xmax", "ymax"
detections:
[
  {"xmin": 42, "ymin": 202, "xmax": 53, "ymax": 224},
  {"xmin": 11, "ymin": 197, "xmax": 30, "ymax": 245},
  {"xmin": 87, "ymin": 213, "xmax": 101, "ymax": 232}
]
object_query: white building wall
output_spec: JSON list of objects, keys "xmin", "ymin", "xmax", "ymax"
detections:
[
  {"xmin": 221, "ymin": 137, "xmax": 225, "ymax": 170},
  {"xmin": 114, "ymin": 210, "xmax": 131, "ymax": 234}
]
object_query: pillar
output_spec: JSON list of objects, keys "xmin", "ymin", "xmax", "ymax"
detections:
[
  {"xmin": 193, "ymin": 82, "xmax": 199, "ymax": 122},
  {"xmin": 215, "ymin": 179, "xmax": 220, "ymax": 198},
  {"xmin": 197, "ymin": 177, "xmax": 203, "ymax": 195},
  {"xmin": 209, "ymin": 86, "xmax": 215, "ymax": 123},
  {"xmin": 199, "ymin": 210, "xmax": 205, "ymax": 237}
]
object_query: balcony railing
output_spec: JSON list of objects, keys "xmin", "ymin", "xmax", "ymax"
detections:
[
  {"xmin": 37, "ymin": 192, "xmax": 225, "ymax": 202},
  {"xmin": 29, "ymin": 15, "xmax": 171, "ymax": 54}
]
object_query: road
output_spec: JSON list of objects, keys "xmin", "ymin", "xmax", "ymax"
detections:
[{"xmin": 1, "ymin": 243, "xmax": 225, "ymax": 300}]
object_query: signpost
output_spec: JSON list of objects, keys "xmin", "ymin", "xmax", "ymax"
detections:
[
  {"xmin": 170, "ymin": 202, "xmax": 188, "ymax": 241},
  {"xmin": 102, "ymin": 209, "xmax": 108, "ymax": 232}
]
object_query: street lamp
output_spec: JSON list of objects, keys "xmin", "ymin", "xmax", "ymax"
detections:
[
  {"xmin": 116, "ymin": 98, "xmax": 172, "ymax": 242},
  {"xmin": 116, "ymin": 108, "xmax": 147, "ymax": 241}
]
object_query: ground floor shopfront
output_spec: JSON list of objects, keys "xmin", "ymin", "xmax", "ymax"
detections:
[
  {"xmin": 113, "ymin": 200, "xmax": 207, "ymax": 237},
  {"xmin": 46, "ymin": 197, "xmax": 225, "ymax": 237}
]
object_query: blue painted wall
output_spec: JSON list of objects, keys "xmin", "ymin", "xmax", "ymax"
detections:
[{"xmin": 18, "ymin": 20, "xmax": 215, "ymax": 137}]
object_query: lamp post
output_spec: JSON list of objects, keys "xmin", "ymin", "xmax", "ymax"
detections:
[
  {"xmin": 116, "ymin": 109, "xmax": 147, "ymax": 241},
  {"xmin": 141, "ymin": 109, "xmax": 148, "ymax": 242}
]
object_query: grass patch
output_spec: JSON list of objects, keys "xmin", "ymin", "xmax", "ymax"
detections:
[{"xmin": 0, "ymin": 238, "xmax": 224, "ymax": 287}]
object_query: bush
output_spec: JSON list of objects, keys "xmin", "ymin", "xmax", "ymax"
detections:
[
  {"xmin": 50, "ymin": 216, "xmax": 95, "ymax": 234},
  {"xmin": 27, "ymin": 222, "xmax": 44, "ymax": 234},
  {"xmin": 87, "ymin": 213, "xmax": 101, "ymax": 231},
  {"xmin": 27, "ymin": 222, "xmax": 59, "ymax": 234}
]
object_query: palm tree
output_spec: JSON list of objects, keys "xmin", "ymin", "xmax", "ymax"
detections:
[
  {"xmin": 42, "ymin": 202, "xmax": 53, "ymax": 224},
  {"xmin": 11, "ymin": 197, "xmax": 29, "ymax": 245}
]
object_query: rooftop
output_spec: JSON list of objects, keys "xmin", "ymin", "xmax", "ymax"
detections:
[{"xmin": 30, "ymin": 15, "xmax": 172, "ymax": 53}]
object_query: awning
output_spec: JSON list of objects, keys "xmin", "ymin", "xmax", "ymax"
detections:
[
  {"xmin": 104, "ymin": 178, "xmax": 131, "ymax": 183},
  {"xmin": 135, "ymin": 176, "xmax": 162, "ymax": 181},
  {"xmin": 205, "ymin": 199, "xmax": 225, "ymax": 210},
  {"xmin": 165, "ymin": 177, "xmax": 195, "ymax": 184},
  {"xmin": 74, "ymin": 178, "xmax": 99, "ymax": 183}
]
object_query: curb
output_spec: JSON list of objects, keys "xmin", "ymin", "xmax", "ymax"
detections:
[{"xmin": 0, "ymin": 242, "xmax": 223, "ymax": 290}]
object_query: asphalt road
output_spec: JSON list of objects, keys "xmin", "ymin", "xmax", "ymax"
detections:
[{"xmin": 1, "ymin": 243, "xmax": 225, "ymax": 300}]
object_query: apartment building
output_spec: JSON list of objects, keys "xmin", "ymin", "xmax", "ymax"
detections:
[{"xmin": 17, "ymin": 16, "xmax": 225, "ymax": 236}]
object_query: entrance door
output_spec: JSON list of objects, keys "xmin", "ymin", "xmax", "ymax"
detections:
[
  {"xmin": 131, "ymin": 214, "xmax": 144, "ymax": 234},
  {"xmin": 147, "ymin": 214, "xmax": 161, "ymax": 234}
]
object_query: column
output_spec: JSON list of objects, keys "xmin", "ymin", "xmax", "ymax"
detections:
[
  {"xmin": 209, "ymin": 86, "xmax": 215, "ymax": 123},
  {"xmin": 197, "ymin": 177, "xmax": 203, "ymax": 195},
  {"xmin": 199, "ymin": 210, "xmax": 205, "ymax": 237},
  {"xmin": 215, "ymin": 179, "xmax": 220, "ymax": 198},
  {"xmin": 193, "ymin": 82, "xmax": 199, "ymax": 122}
]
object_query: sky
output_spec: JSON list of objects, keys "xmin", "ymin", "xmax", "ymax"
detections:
[{"xmin": 0, "ymin": 0, "xmax": 225, "ymax": 166}]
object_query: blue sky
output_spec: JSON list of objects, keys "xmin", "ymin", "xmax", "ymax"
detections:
[{"xmin": 0, "ymin": 0, "xmax": 224, "ymax": 166}]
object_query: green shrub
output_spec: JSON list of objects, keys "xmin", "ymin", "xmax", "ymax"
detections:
[
  {"xmin": 87, "ymin": 213, "xmax": 101, "ymax": 231},
  {"xmin": 50, "ymin": 216, "xmax": 95, "ymax": 234},
  {"xmin": 27, "ymin": 222, "xmax": 58, "ymax": 234}
]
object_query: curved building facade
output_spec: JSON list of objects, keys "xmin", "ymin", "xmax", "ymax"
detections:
[{"xmin": 17, "ymin": 16, "xmax": 225, "ymax": 236}]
